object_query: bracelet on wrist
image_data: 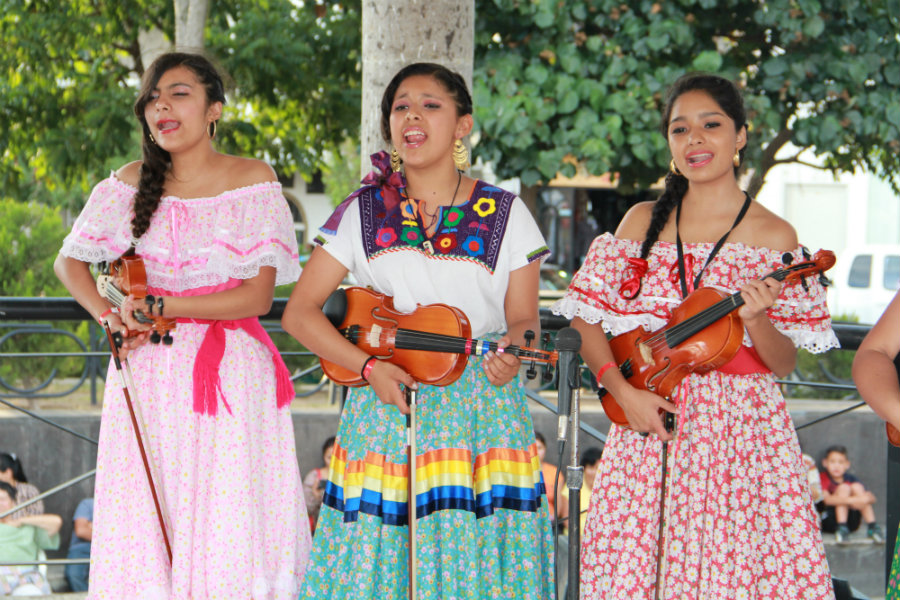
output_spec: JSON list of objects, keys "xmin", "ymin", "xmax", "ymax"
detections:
[
  {"xmin": 596, "ymin": 361, "xmax": 617, "ymax": 383},
  {"xmin": 360, "ymin": 356, "xmax": 377, "ymax": 381},
  {"xmin": 98, "ymin": 307, "xmax": 116, "ymax": 324}
]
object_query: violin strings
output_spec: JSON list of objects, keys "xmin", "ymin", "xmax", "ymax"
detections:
[
  {"xmin": 627, "ymin": 263, "xmax": 810, "ymax": 357},
  {"xmin": 350, "ymin": 327, "xmax": 552, "ymax": 362}
]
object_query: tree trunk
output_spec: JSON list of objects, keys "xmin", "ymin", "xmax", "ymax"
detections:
[
  {"xmin": 174, "ymin": 0, "xmax": 209, "ymax": 51},
  {"xmin": 360, "ymin": 0, "xmax": 474, "ymax": 177},
  {"xmin": 747, "ymin": 127, "xmax": 793, "ymax": 198}
]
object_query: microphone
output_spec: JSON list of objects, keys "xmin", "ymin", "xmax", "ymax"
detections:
[{"xmin": 555, "ymin": 327, "xmax": 582, "ymax": 444}]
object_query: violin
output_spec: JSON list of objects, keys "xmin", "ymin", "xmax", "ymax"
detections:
[
  {"xmin": 96, "ymin": 254, "xmax": 176, "ymax": 345},
  {"xmin": 599, "ymin": 249, "xmax": 836, "ymax": 429},
  {"xmin": 319, "ymin": 286, "xmax": 557, "ymax": 386}
]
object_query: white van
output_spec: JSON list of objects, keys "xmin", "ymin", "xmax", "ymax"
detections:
[{"xmin": 827, "ymin": 244, "xmax": 900, "ymax": 324}]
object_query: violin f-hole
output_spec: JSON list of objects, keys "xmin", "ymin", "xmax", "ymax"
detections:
[{"xmin": 646, "ymin": 357, "xmax": 672, "ymax": 393}]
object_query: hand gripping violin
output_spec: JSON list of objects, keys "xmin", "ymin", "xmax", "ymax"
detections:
[
  {"xmin": 96, "ymin": 254, "xmax": 176, "ymax": 345},
  {"xmin": 319, "ymin": 286, "xmax": 558, "ymax": 386},
  {"xmin": 599, "ymin": 249, "xmax": 836, "ymax": 429}
]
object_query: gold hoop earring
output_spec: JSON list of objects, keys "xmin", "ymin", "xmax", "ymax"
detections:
[
  {"xmin": 390, "ymin": 146, "xmax": 402, "ymax": 172},
  {"xmin": 670, "ymin": 158, "xmax": 682, "ymax": 176},
  {"xmin": 452, "ymin": 139, "xmax": 470, "ymax": 171},
  {"xmin": 148, "ymin": 131, "xmax": 156, "ymax": 145},
  {"xmin": 733, "ymin": 151, "xmax": 741, "ymax": 167},
  {"xmin": 209, "ymin": 120, "xmax": 217, "ymax": 139}
]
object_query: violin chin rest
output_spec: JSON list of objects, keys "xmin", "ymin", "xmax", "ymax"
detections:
[{"xmin": 322, "ymin": 287, "xmax": 348, "ymax": 327}]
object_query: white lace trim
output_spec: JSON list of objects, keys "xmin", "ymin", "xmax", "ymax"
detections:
[
  {"xmin": 551, "ymin": 297, "xmax": 666, "ymax": 336},
  {"xmin": 59, "ymin": 240, "xmax": 123, "ymax": 264},
  {"xmin": 777, "ymin": 327, "xmax": 841, "ymax": 354}
]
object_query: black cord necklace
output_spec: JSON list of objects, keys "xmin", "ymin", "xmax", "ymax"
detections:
[
  {"xmin": 675, "ymin": 191, "xmax": 752, "ymax": 298},
  {"xmin": 417, "ymin": 170, "xmax": 462, "ymax": 234}
]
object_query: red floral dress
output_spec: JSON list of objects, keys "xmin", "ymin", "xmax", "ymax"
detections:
[{"xmin": 553, "ymin": 233, "xmax": 838, "ymax": 600}]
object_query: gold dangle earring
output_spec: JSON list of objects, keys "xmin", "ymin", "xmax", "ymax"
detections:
[
  {"xmin": 670, "ymin": 158, "xmax": 682, "ymax": 176},
  {"xmin": 452, "ymin": 139, "xmax": 470, "ymax": 171},
  {"xmin": 390, "ymin": 146, "xmax": 402, "ymax": 172},
  {"xmin": 733, "ymin": 150, "xmax": 741, "ymax": 167},
  {"xmin": 148, "ymin": 131, "xmax": 156, "ymax": 145},
  {"xmin": 209, "ymin": 120, "xmax": 217, "ymax": 139}
]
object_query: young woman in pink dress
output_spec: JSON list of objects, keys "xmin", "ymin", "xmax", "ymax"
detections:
[
  {"xmin": 54, "ymin": 52, "xmax": 310, "ymax": 599},
  {"xmin": 552, "ymin": 73, "xmax": 837, "ymax": 599}
]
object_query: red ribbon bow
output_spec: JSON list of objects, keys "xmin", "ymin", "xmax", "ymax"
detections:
[
  {"xmin": 668, "ymin": 253, "xmax": 697, "ymax": 294},
  {"xmin": 618, "ymin": 257, "xmax": 649, "ymax": 300},
  {"xmin": 358, "ymin": 150, "xmax": 406, "ymax": 212}
]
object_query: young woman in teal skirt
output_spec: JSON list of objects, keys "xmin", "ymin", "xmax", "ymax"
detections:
[
  {"xmin": 852, "ymin": 288, "xmax": 900, "ymax": 599},
  {"xmin": 282, "ymin": 63, "xmax": 555, "ymax": 599}
]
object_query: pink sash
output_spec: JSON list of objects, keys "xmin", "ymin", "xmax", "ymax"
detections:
[{"xmin": 177, "ymin": 317, "xmax": 293, "ymax": 415}]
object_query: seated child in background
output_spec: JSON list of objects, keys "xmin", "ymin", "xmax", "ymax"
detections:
[
  {"xmin": 819, "ymin": 445, "xmax": 884, "ymax": 543},
  {"xmin": 801, "ymin": 453, "xmax": 824, "ymax": 507}
]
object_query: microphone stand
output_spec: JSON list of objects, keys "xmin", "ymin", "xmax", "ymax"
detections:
[{"xmin": 565, "ymin": 372, "xmax": 583, "ymax": 600}]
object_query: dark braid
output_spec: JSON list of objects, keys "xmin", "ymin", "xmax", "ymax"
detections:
[
  {"xmin": 130, "ymin": 53, "xmax": 226, "ymax": 241},
  {"xmin": 640, "ymin": 72, "xmax": 747, "ymax": 260},
  {"xmin": 640, "ymin": 171, "xmax": 688, "ymax": 260}
]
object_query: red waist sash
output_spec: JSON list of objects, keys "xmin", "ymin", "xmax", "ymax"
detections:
[
  {"xmin": 717, "ymin": 345, "xmax": 772, "ymax": 375},
  {"xmin": 176, "ymin": 317, "xmax": 293, "ymax": 415}
]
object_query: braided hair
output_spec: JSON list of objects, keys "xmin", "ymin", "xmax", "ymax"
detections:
[
  {"xmin": 639, "ymin": 73, "xmax": 747, "ymax": 261},
  {"xmin": 130, "ymin": 52, "xmax": 226, "ymax": 242}
]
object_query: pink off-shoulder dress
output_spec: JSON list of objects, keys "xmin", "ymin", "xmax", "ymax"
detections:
[
  {"xmin": 60, "ymin": 175, "xmax": 311, "ymax": 600},
  {"xmin": 552, "ymin": 233, "xmax": 838, "ymax": 600}
]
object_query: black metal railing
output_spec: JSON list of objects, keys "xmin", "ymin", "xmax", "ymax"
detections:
[{"xmin": 0, "ymin": 296, "xmax": 896, "ymax": 588}]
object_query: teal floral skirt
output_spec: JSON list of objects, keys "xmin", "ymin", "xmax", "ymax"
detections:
[
  {"xmin": 298, "ymin": 360, "xmax": 555, "ymax": 599},
  {"xmin": 889, "ymin": 523, "xmax": 899, "ymax": 599}
]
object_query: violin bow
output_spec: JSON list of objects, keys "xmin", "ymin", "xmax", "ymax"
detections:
[
  {"xmin": 102, "ymin": 323, "xmax": 173, "ymax": 564},
  {"xmin": 405, "ymin": 387, "xmax": 418, "ymax": 600},
  {"xmin": 654, "ymin": 412, "xmax": 676, "ymax": 600}
]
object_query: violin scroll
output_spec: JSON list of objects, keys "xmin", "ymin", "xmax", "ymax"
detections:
[{"xmin": 97, "ymin": 255, "xmax": 176, "ymax": 344}]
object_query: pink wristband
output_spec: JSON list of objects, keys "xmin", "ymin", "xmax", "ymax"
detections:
[
  {"xmin": 361, "ymin": 356, "xmax": 377, "ymax": 381},
  {"xmin": 99, "ymin": 307, "xmax": 116, "ymax": 324},
  {"xmin": 596, "ymin": 361, "xmax": 617, "ymax": 383}
]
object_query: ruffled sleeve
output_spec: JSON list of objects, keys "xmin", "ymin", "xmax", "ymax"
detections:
[
  {"xmin": 551, "ymin": 233, "xmax": 677, "ymax": 336},
  {"xmin": 200, "ymin": 182, "xmax": 301, "ymax": 287},
  {"xmin": 765, "ymin": 249, "xmax": 839, "ymax": 354},
  {"xmin": 59, "ymin": 175, "xmax": 134, "ymax": 263}
]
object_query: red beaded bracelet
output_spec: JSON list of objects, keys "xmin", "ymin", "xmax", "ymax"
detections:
[
  {"xmin": 98, "ymin": 307, "xmax": 116, "ymax": 324},
  {"xmin": 360, "ymin": 356, "xmax": 377, "ymax": 381},
  {"xmin": 596, "ymin": 361, "xmax": 617, "ymax": 383}
]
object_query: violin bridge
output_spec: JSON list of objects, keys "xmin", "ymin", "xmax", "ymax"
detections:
[
  {"xmin": 367, "ymin": 324, "xmax": 383, "ymax": 347},
  {"xmin": 638, "ymin": 342, "xmax": 654, "ymax": 365}
]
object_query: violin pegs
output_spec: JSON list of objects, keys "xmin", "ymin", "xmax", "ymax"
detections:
[
  {"xmin": 524, "ymin": 330, "xmax": 535, "ymax": 348},
  {"xmin": 781, "ymin": 252, "xmax": 793, "ymax": 266},
  {"xmin": 150, "ymin": 331, "xmax": 161, "ymax": 344},
  {"xmin": 162, "ymin": 331, "xmax": 174, "ymax": 346},
  {"xmin": 541, "ymin": 367, "xmax": 554, "ymax": 384},
  {"xmin": 526, "ymin": 364, "xmax": 537, "ymax": 380}
]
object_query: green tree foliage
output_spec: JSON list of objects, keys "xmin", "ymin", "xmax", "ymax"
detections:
[
  {"xmin": 473, "ymin": 0, "xmax": 900, "ymax": 194},
  {"xmin": 0, "ymin": 0, "xmax": 361, "ymax": 211},
  {"xmin": 0, "ymin": 199, "xmax": 84, "ymax": 389},
  {"xmin": 0, "ymin": 198, "xmax": 69, "ymax": 297}
]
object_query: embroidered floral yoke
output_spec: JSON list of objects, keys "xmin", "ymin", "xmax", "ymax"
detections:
[
  {"xmin": 301, "ymin": 179, "xmax": 555, "ymax": 600},
  {"xmin": 59, "ymin": 175, "xmax": 311, "ymax": 600},
  {"xmin": 553, "ymin": 233, "xmax": 838, "ymax": 600}
]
